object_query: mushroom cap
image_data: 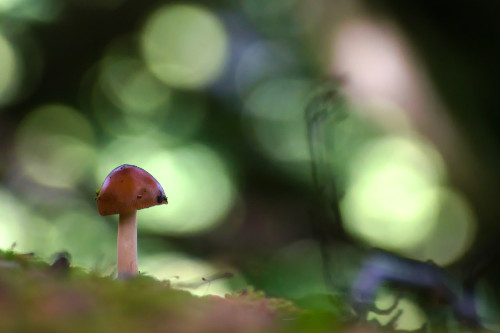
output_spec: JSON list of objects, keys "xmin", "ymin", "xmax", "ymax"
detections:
[{"xmin": 96, "ymin": 164, "xmax": 168, "ymax": 216}]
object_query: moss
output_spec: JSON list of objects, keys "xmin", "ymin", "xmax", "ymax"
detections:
[{"xmin": 0, "ymin": 251, "xmax": 354, "ymax": 333}]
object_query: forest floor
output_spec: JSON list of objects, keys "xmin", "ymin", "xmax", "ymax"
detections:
[{"xmin": 0, "ymin": 249, "xmax": 357, "ymax": 333}]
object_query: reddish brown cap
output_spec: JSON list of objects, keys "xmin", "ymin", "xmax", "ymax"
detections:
[{"xmin": 96, "ymin": 164, "xmax": 168, "ymax": 216}]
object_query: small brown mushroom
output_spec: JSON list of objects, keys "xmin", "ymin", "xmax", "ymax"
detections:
[{"xmin": 96, "ymin": 164, "xmax": 168, "ymax": 279}]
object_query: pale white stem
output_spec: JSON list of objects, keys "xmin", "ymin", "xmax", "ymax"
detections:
[{"xmin": 117, "ymin": 210, "xmax": 138, "ymax": 279}]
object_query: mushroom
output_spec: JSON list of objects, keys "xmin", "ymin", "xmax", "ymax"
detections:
[{"xmin": 96, "ymin": 164, "xmax": 168, "ymax": 279}]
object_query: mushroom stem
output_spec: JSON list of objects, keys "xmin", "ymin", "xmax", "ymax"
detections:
[{"xmin": 117, "ymin": 210, "xmax": 138, "ymax": 279}]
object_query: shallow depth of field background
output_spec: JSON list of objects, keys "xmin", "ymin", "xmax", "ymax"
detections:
[{"xmin": 1, "ymin": 0, "xmax": 500, "ymax": 329}]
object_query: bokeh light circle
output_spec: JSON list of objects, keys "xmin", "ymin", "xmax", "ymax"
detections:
[
  {"xmin": 413, "ymin": 188, "xmax": 476, "ymax": 266},
  {"xmin": 99, "ymin": 55, "xmax": 170, "ymax": 115},
  {"xmin": 140, "ymin": 253, "xmax": 235, "ymax": 296},
  {"xmin": 0, "ymin": 190, "xmax": 29, "ymax": 250},
  {"xmin": 141, "ymin": 4, "xmax": 228, "ymax": 89},
  {"xmin": 15, "ymin": 104, "xmax": 96, "ymax": 188},
  {"xmin": 341, "ymin": 135, "xmax": 445, "ymax": 251},
  {"xmin": 51, "ymin": 211, "xmax": 115, "ymax": 268},
  {"xmin": 369, "ymin": 292, "xmax": 427, "ymax": 330},
  {"xmin": 0, "ymin": 31, "xmax": 20, "ymax": 106},
  {"xmin": 244, "ymin": 77, "xmax": 313, "ymax": 162},
  {"xmin": 89, "ymin": 54, "xmax": 208, "ymax": 141},
  {"xmin": 0, "ymin": 189, "xmax": 55, "ymax": 256},
  {"xmin": 0, "ymin": 0, "xmax": 63, "ymax": 21},
  {"xmin": 245, "ymin": 77, "xmax": 312, "ymax": 121}
]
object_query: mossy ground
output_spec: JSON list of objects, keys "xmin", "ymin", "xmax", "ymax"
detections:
[{"xmin": 0, "ymin": 249, "xmax": 351, "ymax": 333}]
